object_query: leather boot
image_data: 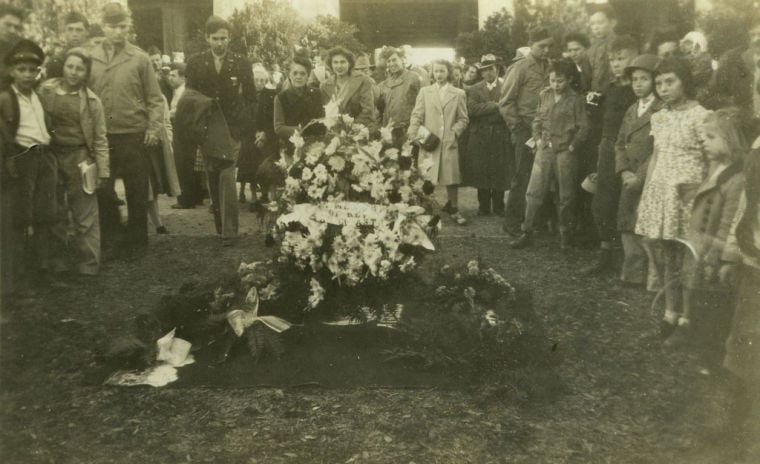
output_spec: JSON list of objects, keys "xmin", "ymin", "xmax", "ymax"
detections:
[{"xmin": 509, "ymin": 231, "xmax": 532, "ymax": 249}]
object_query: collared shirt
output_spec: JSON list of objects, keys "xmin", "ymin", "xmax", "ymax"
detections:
[
  {"xmin": 486, "ymin": 80, "xmax": 498, "ymax": 91},
  {"xmin": 12, "ymin": 85, "xmax": 50, "ymax": 147},
  {"xmin": 638, "ymin": 94, "xmax": 655, "ymax": 117},
  {"xmin": 213, "ymin": 52, "xmax": 225, "ymax": 73},
  {"xmin": 170, "ymin": 83, "xmax": 185, "ymax": 118}
]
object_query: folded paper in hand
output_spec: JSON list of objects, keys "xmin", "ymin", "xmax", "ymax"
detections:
[{"xmin": 78, "ymin": 160, "xmax": 97, "ymax": 195}]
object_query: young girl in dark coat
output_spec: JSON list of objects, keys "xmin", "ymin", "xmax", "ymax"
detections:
[{"xmin": 664, "ymin": 108, "xmax": 746, "ymax": 347}]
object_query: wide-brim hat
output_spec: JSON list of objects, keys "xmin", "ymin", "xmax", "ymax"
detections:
[
  {"xmin": 5, "ymin": 39, "xmax": 44, "ymax": 67},
  {"xmin": 475, "ymin": 54, "xmax": 503, "ymax": 69},
  {"xmin": 354, "ymin": 55, "xmax": 371, "ymax": 71},
  {"xmin": 625, "ymin": 54, "xmax": 659, "ymax": 77},
  {"xmin": 102, "ymin": 1, "xmax": 129, "ymax": 25}
]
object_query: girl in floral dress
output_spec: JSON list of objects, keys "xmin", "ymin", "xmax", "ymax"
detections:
[{"xmin": 635, "ymin": 57, "xmax": 709, "ymax": 338}]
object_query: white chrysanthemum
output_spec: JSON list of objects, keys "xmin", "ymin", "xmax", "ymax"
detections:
[
  {"xmin": 327, "ymin": 155, "xmax": 346, "ymax": 172},
  {"xmin": 307, "ymin": 183, "xmax": 326, "ymax": 200},
  {"xmin": 301, "ymin": 167, "xmax": 313, "ymax": 181},
  {"xmin": 313, "ymin": 163, "xmax": 329, "ymax": 183}
]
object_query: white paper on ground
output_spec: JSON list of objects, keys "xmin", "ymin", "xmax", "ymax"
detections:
[
  {"xmin": 104, "ymin": 329, "xmax": 195, "ymax": 388},
  {"xmin": 156, "ymin": 328, "xmax": 193, "ymax": 367}
]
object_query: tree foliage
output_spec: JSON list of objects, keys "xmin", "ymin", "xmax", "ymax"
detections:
[
  {"xmin": 228, "ymin": 0, "xmax": 306, "ymax": 67},
  {"xmin": 454, "ymin": 8, "xmax": 514, "ymax": 64},
  {"xmin": 512, "ymin": 0, "xmax": 588, "ymax": 58},
  {"xmin": 9, "ymin": 0, "xmax": 110, "ymax": 50},
  {"xmin": 698, "ymin": 0, "xmax": 758, "ymax": 58},
  {"xmin": 304, "ymin": 15, "xmax": 365, "ymax": 55},
  {"xmin": 227, "ymin": 2, "xmax": 365, "ymax": 68}
]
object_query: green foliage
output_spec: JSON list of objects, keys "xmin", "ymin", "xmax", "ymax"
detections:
[
  {"xmin": 9, "ymin": 0, "xmax": 110, "ymax": 50},
  {"xmin": 304, "ymin": 15, "xmax": 365, "ymax": 55},
  {"xmin": 226, "ymin": 2, "xmax": 365, "ymax": 67},
  {"xmin": 512, "ymin": 0, "xmax": 588, "ymax": 57},
  {"xmin": 698, "ymin": 0, "xmax": 758, "ymax": 58},
  {"xmin": 228, "ymin": 0, "xmax": 306, "ymax": 67},
  {"xmin": 454, "ymin": 8, "xmax": 514, "ymax": 64}
]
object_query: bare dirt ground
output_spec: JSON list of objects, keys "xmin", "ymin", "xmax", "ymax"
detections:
[{"xmin": 1, "ymin": 186, "xmax": 758, "ymax": 463}]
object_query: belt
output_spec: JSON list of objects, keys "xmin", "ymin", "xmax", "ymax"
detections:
[
  {"xmin": 10, "ymin": 143, "xmax": 49, "ymax": 159},
  {"xmin": 52, "ymin": 144, "xmax": 88, "ymax": 152}
]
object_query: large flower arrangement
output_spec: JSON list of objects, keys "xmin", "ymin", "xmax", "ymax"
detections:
[{"xmin": 270, "ymin": 100, "xmax": 440, "ymax": 314}]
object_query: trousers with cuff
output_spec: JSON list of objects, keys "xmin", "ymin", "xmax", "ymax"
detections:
[
  {"xmin": 523, "ymin": 145, "xmax": 578, "ymax": 233},
  {"xmin": 206, "ymin": 156, "xmax": 239, "ymax": 240},
  {"xmin": 50, "ymin": 146, "xmax": 101, "ymax": 275}
]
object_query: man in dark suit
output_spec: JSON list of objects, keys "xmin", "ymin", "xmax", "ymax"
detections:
[{"xmin": 183, "ymin": 16, "xmax": 255, "ymax": 245}]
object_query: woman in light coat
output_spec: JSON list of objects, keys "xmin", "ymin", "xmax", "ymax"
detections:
[
  {"xmin": 407, "ymin": 59, "xmax": 469, "ymax": 224},
  {"xmin": 320, "ymin": 46, "xmax": 377, "ymax": 132}
]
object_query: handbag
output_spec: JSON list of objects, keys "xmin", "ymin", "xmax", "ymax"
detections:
[{"xmin": 417, "ymin": 126, "xmax": 440, "ymax": 152}]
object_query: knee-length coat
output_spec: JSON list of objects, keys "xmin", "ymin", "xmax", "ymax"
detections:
[
  {"xmin": 614, "ymin": 99, "xmax": 662, "ymax": 232},
  {"xmin": 463, "ymin": 79, "xmax": 511, "ymax": 190},
  {"xmin": 407, "ymin": 84, "xmax": 469, "ymax": 185}
]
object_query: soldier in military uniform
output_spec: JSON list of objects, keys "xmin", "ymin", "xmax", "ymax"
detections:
[{"xmin": 184, "ymin": 15, "xmax": 256, "ymax": 246}]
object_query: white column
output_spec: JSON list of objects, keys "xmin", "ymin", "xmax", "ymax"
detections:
[
  {"xmin": 479, "ymin": 0, "xmax": 514, "ymax": 26},
  {"xmin": 289, "ymin": 0, "xmax": 340, "ymax": 18},
  {"xmin": 213, "ymin": 0, "xmax": 250, "ymax": 18}
]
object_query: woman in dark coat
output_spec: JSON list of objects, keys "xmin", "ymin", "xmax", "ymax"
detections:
[
  {"xmin": 256, "ymin": 56, "xmax": 325, "ymax": 197},
  {"xmin": 238, "ymin": 68, "xmax": 278, "ymax": 203},
  {"xmin": 463, "ymin": 55, "xmax": 512, "ymax": 215}
]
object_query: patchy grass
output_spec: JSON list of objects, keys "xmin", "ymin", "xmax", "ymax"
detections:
[{"xmin": 1, "ymin": 199, "xmax": 758, "ymax": 463}]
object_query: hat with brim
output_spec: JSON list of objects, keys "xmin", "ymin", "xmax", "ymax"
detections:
[
  {"xmin": 475, "ymin": 54, "xmax": 503, "ymax": 70},
  {"xmin": 624, "ymin": 54, "xmax": 659, "ymax": 77},
  {"xmin": 102, "ymin": 2, "xmax": 128, "ymax": 25},
  {"xmin": 5, "ymin": 39, "xmax": 44, "ymax": 67},
  {"xmin": 354, "ymin": 55, "xmax": 371, "ymax": 71},
  {"xmin": 529, "ymin": 26, "xmax": 552, "ymax": 44}
]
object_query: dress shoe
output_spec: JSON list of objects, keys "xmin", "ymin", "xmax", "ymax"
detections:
[
  {"xmin": 156, "ymin": 226, "xmax": 169, "ymax": 235},
  {"xmin": 509, "ymin": 231, "xmax": 532, "ymax": 249},
  {"xmin": 580, "ymin": 248, "xmax": 613, "ymax": 276}
]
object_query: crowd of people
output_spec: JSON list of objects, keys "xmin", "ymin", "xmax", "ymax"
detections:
[{"xmin": 0, "ymin": 1, "xmax": 759, "ymax": 439}]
